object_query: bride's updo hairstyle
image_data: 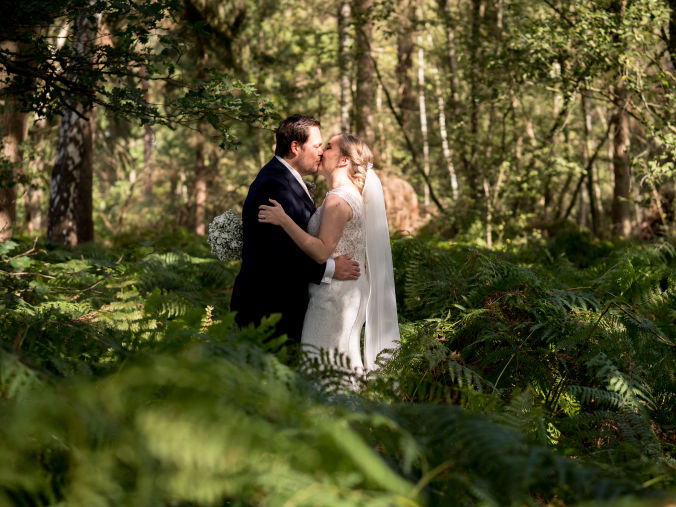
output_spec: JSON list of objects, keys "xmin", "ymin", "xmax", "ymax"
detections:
[{"xmin": 337, "ymin": 133, "xmax": 373, "ymax": 194}]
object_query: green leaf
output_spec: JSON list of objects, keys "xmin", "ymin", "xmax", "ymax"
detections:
[
  {"xmin": 9, "ymin": 256, "xmax": 33, "ymax": 271},
  {"xmin": 0, "ymin": 240, "xmax": 18, "ymax": 257}
]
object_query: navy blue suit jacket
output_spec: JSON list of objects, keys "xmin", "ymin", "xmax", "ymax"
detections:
[{"xmin": 230, "ymin": 157, "xmax": 326, "ymax": 342}]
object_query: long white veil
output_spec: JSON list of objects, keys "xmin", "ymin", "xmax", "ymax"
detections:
[{"xmin": 363, "ymin": 168, "xmax": 400, "ymax": 370}]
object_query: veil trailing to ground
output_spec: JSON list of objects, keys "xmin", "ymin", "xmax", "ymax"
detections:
[{"xmin": 363, "ymin": 168, "xmax": 400, "ymax": 370}]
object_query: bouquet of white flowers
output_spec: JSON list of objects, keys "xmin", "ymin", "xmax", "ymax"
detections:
[{"xmin": 207, "ymin": 209, "xmax": 243, "ymax": 262}]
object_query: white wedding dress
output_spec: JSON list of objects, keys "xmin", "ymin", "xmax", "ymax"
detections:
[
  {"xmin": 301, "ymin": 170, "xmax": 401, "ymax": 374},
  {"xmin": 301, "ymin": 185, "xmax": 368, "ymax": 373}
]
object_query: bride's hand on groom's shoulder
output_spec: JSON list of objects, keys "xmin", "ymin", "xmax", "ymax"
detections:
[
  {"xmin": 334, "ymin": 255, "xmax": 360, "ymax": 280},
  {"xmin": 258, "ymin": 199, "xmax": 287, "ymax": 226}
]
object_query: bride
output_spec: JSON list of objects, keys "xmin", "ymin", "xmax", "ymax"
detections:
[{"xmin": 258, "ymin": 133, "xmax": 400, "ymax": 373}]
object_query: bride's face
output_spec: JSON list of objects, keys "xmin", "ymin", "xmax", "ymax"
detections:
[{"xmin": 320, "ymin": 135, "xmax": 346, "ymax": 175}]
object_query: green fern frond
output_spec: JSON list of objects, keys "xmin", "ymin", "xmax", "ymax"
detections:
[
  {"xmin": 447, "ymin": 360, "xmax": 492, "ymax": 393},
  {"xmin": 568, "ymin": 385, "xmax": 625, "ymax": 410},
  {"xmin": 143, "ymin": 287, "xmax": 193, "ymax": 320},
  {"xmin": 587, "ymin": 353, "xmax": 653, "ymax": 412},
  {"xmin": 0, "ymin": 350, "xmax": 42, "ymax": 400},
  {"xmin": 298, "ymin": 346, "xmax": 366, "ymax": 395}
]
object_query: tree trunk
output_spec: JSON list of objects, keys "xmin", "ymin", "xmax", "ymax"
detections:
[
  {"xmin": 376, "ymin": 83, "xmax": 391, "ymax": 167},
  {"xmin": 428, "ymin": 33, "xmax": 459, "ymax": 200},
  {"xmin": 193, "ymin": 145, "xmax": 207, "ymax": 235},
  {"xmin": 611, "ymin": 80, "xmax": 632, "ymax": 237},
  {"xmin": 353, "ymin": 0, "xmax": 376, "ymax": 149},
  {"xmin": 436, "ymin": 0, "xmax": 461, "ymax": 117},
  {"xmin": 0, "ymin": 40, "xmax": 32, "ymax": 241},
  {"xmin": 510, "ymin": 93, "xmax": 523, "ymax": 174},
  {"xmin": 467, "ymin": 0, "xmax": 483, "ymax": 199},
  {"xmin": 24, "ymin": 185, "xmax": 43, "ymax": 236},
  {"xmin": 0, "ymin": 101, "xmax": 30, "ymax": 240},
  {"xmin": 315, "ymin": 32, "xmax": 325, "ymax": 120},
  {"xmin": 48, "ymin": 106, "xmax": 95, "ymax": 245},
  {"xmin": 194, "ymin": 133, "xmax": 208, "ymax": 235},
  {"xmin": 483, "ymin": 101, "xmax": 498, "ymax": 246},
  {"xmin": 140, "ymin": 66, "xmax": 154, "ymax": 198},
  {"xmin": 25, "ymin": 119, "xmax": 47, "ymax": 235},
  {"xmin": 47, "ymin": 11, "xmax": 99, "ymax": 245},
  {"xmin": 396, "ymin": 0, "xmax": 416, "ymax": 138},
  {"xmin": 437, "ymin": 0, "xmax": 473, "ymax": 191},
  {"xmin": 189, "ymin": 17, "xmax": 209, "ymax": 236},
  {"xmin": 173, "ymin": 165, "xmax": 189, "ymax": 227},
  {"xmin": 581, "ymin": 90, "xmax": 600, "ymax": 235},
  {"xmin": 0, "ymin": 106, "xmax": 29, "ymax": 241},
  {"xmin": 417, "ymin": 25, "xmax": 430, "ymax": 210},
  {"xmin": 578, "ymin": 182, "xmax": 588, "ymax": 227},
  {"xmin": 668, "ymin": 0, "xmax": 676, "ymax": 71},
  {"xmin": 542, "ymin": 63, "xmax": 563, "ymax": 224},
  {"xmin": 338, "ymin": 0, "xmax": 352, "ymax": 131}
]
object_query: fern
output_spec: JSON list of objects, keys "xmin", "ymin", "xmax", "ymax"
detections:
[
  {"xmin": 0, "ymin": 349, "xmax": 42, "ymax": 400},
  {"xmin": 1, "ymin": 232, "xmax": 674, "ymax": 504},
  {"xmin": 568, "ymin": 385, "xmax": 625, "ymax": 410}
]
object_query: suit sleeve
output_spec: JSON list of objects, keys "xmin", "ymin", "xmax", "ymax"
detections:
[{"xmin": 245, "ymin": 179, "xmax": 326, "ymax": 285}]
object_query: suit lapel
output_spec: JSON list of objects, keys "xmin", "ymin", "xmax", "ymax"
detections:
[{"xmin": 272, "ymin": 158, "xmax": 316, "ymax": 212}]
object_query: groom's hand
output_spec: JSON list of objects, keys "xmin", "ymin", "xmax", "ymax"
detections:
[{"xmin": 333, "ymin": 255, "xmax": 360, "ymax": 280}]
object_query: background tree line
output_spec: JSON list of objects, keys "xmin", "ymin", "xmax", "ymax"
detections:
[{"xmin": 1, "ymin": 0, "xmax": 676, "ymax": 246}]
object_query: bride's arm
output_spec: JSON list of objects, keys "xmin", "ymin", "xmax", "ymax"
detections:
[{"xmin": 259, "ymin": 194, "xmax": 352, "ymax": 263}]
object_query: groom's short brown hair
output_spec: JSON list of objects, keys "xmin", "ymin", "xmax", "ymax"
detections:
[{"xmin": 275, "ymin": 115, "xmax": 321, "ymax": 158}]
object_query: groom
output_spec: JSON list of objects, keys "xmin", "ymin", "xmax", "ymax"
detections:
[{"xmin": 231, "ymin": 114, "xmax": 360, "ymax": 342}]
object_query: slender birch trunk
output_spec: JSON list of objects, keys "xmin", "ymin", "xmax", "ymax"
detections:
[
  {"xmin": 467, "ymin": 0, "xmax": 483, "ymax": 199},
  {"xmin": 581, "ymin": 90, "xmax": 600, "ymax": 235},
  {"xmin": 140, "ymin": 66, "xmax": 153, "ymax": 198},
  {"xmin": 376, "ymin": 83, "xmax": 390, "ymax": 167},
  {"xmin": 338, "ymin": 0, "xmax": 352, "ymax": 131},
  {"xmin": 417, "ymin": 21, "xmax": 430, "ymax": 210},
  {"xmin": 315, "ymin": 32, "xmax": 324, "ymax": 120},
  {"xmin": 194, "ymin": 133, "xmax": 207, "ymax": 235},
  {"xmin": 47, "ymin": 10, "xmax": 99, "ymax": 245},
  {"xmin": 192, "ymin": 41, "xmax": 209, "ymax": 235},
  {"xmin": 578, "ymin": 182, "xmax": 588, "ymax": 227},
  {"xmin": 510, "ymin": 94, "xmax": 523, "ymax": 174},
  {"xmin": 437, "ymin": 0, "xmax": 461, "ymax": 114},
  {"xmin": 428, "ymin": 32, "xmax": 458, "ymax": 200},
  {"xmin": 483, "ymin": 102, "xmax": 498, "ymax": 247}
]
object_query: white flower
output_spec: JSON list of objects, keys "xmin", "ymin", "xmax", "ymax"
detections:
[{"xmin": 207, "ymin": 209, "xmax": 243, "ymax": 262}]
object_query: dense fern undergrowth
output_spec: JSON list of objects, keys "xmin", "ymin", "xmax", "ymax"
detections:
[{"xmin": 1, "ymin": 228, "xmax": 675, "ymax": 506}]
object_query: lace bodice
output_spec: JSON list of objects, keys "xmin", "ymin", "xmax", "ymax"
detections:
[{"xmin": 307, "ymin": 185, "xmax": 365, "ymax": 265}]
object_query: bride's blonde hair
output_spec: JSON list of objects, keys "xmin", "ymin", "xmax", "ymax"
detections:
[{"xmin": 337, "ymin": 133, "xmax": 373, "ymax": 194}]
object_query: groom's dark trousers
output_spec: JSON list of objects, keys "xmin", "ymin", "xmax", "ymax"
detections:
[{"xmin": 231, "ymin": 157, "xmax": 326, "ymax": 342}]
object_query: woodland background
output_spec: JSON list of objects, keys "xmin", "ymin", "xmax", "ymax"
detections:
[{"xmin": 1, "ymin": 0, "xmax": 676, "ymax": 505}]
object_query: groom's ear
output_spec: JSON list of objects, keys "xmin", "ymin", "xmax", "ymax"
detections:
[{"xmin": 290, "ymin": 140, "xmax": 301, "ymax": 157}]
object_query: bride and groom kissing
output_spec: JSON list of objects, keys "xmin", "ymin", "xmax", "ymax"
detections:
[{"xmin": 231, "ymin": 114, "xmax": 400, "ymax": 373}]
